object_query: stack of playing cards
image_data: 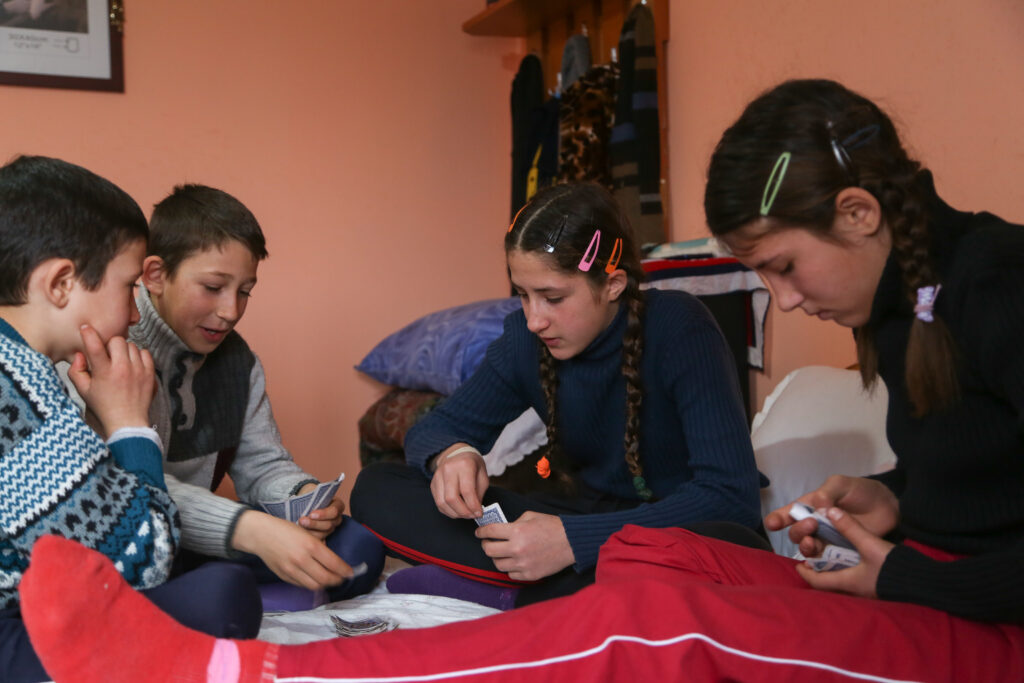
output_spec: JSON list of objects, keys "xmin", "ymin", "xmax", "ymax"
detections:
[
  {"xmin": 474, "ymin": 502, "xmax": 508, "ymax": 526},
  {"xmin": 330, "ymin": 615, "xmax": 396, "ymax": 637},
  {"xmin": 258, "ymin": 472, "xmax": 345, "ymax": 523},
  {"xmin": 805, "ymin": 545, "xmax": 861, "ymax": 572}
]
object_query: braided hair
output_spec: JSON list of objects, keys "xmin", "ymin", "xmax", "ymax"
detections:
[
  {"xmin": 704, "ymin": 79, "xmax": 958, "ymax": 416},
  {"xmin": 506, "ymin": 183, "xmax": 653, "ymax": 499}
]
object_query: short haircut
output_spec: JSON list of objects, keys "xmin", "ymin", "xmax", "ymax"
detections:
[
  {"xmin": 149, "ymin": 184, "xmax": 268, "ymax": 277},
  {"xmin": 0, "ymin": 155, "xmax": 148, "ymax": 306}
]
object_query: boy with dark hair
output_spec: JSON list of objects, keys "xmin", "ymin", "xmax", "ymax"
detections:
[
  {"xmin": 0, "ymin": 157, "xmax": 260, "ymax": 683},
  {"xmin": 131, "ymin": 184, "xmax": 383, "ymax": 608}
]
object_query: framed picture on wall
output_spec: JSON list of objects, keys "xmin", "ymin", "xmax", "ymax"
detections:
[{"xmin": 0, "ymin": 0, "xmax": 124, "ymax": 92}]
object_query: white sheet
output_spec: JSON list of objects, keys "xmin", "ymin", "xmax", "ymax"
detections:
[{"xmin": 258, "ymin": 558, "xmax": 500, "ymax": 644}]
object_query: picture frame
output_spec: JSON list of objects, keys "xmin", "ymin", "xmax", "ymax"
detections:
[{"xmin": 0, "ymin": 0, "xmax": 124, "ymax": 92}]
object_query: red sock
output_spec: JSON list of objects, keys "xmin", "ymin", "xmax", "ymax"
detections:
[{"xmin": 20, "ymin": 535, "xmax": 278, "ymax": 683}]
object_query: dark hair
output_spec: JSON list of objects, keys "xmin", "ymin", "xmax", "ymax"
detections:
[
  {"xmin": 149, "ymin": 184, "xmax": 268, "ymax": 277},
  {"xmin": 506, "ymin": 182, "xmax": 653, "ymax": 499},
  {"xmin": 704, "ymin": 79, "xmax": 957, "ymax": 416},
  {"xmin": 0, "ymin": 155, "xmax": 148, "ymax": 306}
]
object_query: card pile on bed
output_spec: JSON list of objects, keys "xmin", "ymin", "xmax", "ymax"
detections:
[{"xmin": 331, "ymin": 615, "xmax": 397, "ymax": 637}]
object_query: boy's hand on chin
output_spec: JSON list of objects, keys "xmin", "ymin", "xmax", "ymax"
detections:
[{"xmin": 67, "ymin": 324, "xmax": 155, "ymax": 438}]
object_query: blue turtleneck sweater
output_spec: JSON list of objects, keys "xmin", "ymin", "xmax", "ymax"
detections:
[{"xmin": 405, "ymin": 288, "xmax": 761, "ymax": 570}]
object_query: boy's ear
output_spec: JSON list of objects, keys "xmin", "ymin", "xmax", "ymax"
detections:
[
  {"xmin": 834, "ymin": 187, "xmax": 883, "ymax": 239},
  {"xmin": 606, "ymin": 268, "xmax": 628, "ymax": 302},
  {"xmin": 34, "ymin": 259, "xmax": 77, "ymax": 308},
  {"xmin": 141, "ymin": 255, "xmax": 168, "ymax": 294}
]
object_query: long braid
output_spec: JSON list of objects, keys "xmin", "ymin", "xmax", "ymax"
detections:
[
  {"xmin": 861, "ymin": 167, "xmax": 959, "ymax": 415},
  {"xmin": 537, "ymin": 342, "xmax": 576, "ymax": 493},
  {"xmin": 620, "ymin": 279, "xmax": 651, "ymax": 499}
]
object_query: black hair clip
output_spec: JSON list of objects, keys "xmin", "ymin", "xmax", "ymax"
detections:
[
  {"xmin": 826, "ymin": 121, "xmax": 856, "ymax": 183},
  {"xmin": 543, "ymin": 215, "xmax": 568, "ymax": 253},
  {"xmin": 842, "ymin": 124, "xmax": 880, "ymax": 151}
]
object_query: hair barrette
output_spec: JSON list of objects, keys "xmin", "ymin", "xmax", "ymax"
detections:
[
  {"xmin": 841, "ymin": 124, "xmax": 880, "ymax": 151},
  {"xmin": 914, "ymin": 284, "xmax": 942, "ymax": 323},
  {"xmin": 543, "ymin": 215, "xmax": 568, "ymax": 253},
  {"xmin": 505, "ymin": 202, "xmax": 524, "ymax": 235},
  {"xmin": 604, "ymin": 238, "xmax": 623, "ymax": 273},
  {"xmin": 760, "ymin": 151, "xmax": 791, "ymax": 216},
  {"xmin": 827, "ymin": 121, "xmax": 856, "ymax": 182},
  {"xmin": 578, "ymin": 229, "xmax": 601, "ymax": 271}
]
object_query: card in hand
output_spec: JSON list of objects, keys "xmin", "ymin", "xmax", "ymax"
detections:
[
  {"xmin": 475, "ymin": 502, "xmax": 508, "ymax": 526},
  {"xmin": 258, "ymin": 472, "xmax": 345, "ymax": 523},
  {"xmin": 805, "ymin": 544, "xmax": 861, "ymax": 572}
]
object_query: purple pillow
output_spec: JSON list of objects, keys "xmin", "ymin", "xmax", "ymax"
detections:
[{"xmin": 355, "ymin": 298, "xmax": 522, "ymax": 395}]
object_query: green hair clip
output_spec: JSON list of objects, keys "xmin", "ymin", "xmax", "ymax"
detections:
[{"xmin": 759, "ymin": 151, "xmax": 791, "ymax": 216}]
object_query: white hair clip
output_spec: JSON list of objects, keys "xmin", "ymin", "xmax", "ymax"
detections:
[{"xmin": 914, "ymin": 284, "xmax": 942, "ymax": 323}]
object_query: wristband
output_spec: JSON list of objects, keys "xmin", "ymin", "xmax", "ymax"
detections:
[{"xmin": 445, "ymin": 445, "xmax": 481, "ymax": 460}]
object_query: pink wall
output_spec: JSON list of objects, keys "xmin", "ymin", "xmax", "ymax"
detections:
[
  {"xmin": 665, "ymin": 0, "xmax": 1024, "ymax": 408},
  {"xmin": 0, "ymin": 0, "xmax": 519, "ymax": 499},
  {"xmin": 2, "ymin": 1, "xmax": 1022, "ymax": 497}
]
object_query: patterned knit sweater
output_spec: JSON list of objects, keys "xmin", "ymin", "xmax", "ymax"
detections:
[
  {"xmin": 406, "ymin": 288, "xmax": 762, "ymax": 571},
  {"xmin": 129, "ymin": 287, "xmax": 316, "ymax": 558},
  {"xmin": 0, "ymin": 319, "xmax": 179, "ymax": 608}
]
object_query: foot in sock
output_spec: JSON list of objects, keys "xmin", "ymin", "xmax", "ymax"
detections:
[
  {"xmin": 386, "ymin": 564, "xmax": 519, "ymax": 611},
  {"xmin": 20, "ymin": 535, "xmax": 277, "ymax": 683}
]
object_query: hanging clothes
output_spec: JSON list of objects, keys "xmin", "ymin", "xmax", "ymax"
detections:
[
  {"xmin": 510, "ymin": 54, "xmax": 544, "ymax": 220},
  {"xmin": 560, "ymin": 34, "xmax": 592, "ymax": 91},
  {"xmin": 609, "ymin": 2, "xmax": 665, "ymax": 246},
  {"xmin": 558, "ymin": 62, "xmax": 619, "ymax": 189}
]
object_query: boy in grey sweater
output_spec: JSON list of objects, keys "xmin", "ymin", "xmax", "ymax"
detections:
[{"xmin": 130, "ymin": 184, "xmax": 383, "ymax": 606}]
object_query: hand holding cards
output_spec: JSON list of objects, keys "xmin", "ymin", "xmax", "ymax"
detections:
[
  {"xmin": 789, "ymin": 503, "xmax": 861, "ymax": 572},
  {"xmin": 259, "ymin": 472, "xmax": 345, "ymax": 524}
]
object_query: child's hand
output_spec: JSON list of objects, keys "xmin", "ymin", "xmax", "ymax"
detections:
[
  {"xmin": 477, "ymin": 511, "xmax": 575, "ymax": 581},
  {"xmin": 298, "ymin": 488, "xmax": 346, "ymax": 539},
  {"xmin": 795, "ymin": 507, "xmax": 895, "ymax": 598},
  {"xmin": 233, "ymin": 510, "xmax": 354, "ymax": 590},
  {"xmin": 67, "ymin": 325, "xmax": 155, "ymax": 439},
  {"xmin": 430, "ymin": 445, "xmax": 489, "ymax": 519},
  {"xmin": 765, "ymin": 475, "xmax": 899, "ymax": 559}
]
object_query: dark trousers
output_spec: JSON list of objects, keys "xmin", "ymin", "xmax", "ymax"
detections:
[
  {"xmin": 0, "ymin": 560, "xmax": 261, "ymax": 683},
  {"xmin": 174, "ymin": 514, "xmax": 386, "ymax": 604},
  {"xmin": 350, "ymin": 461, "xmax": 768, "ymax": 608}
]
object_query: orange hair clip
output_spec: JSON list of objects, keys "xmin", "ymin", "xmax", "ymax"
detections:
[
  {"xmin": 604, "ymin": 238, "xmax": 623, "ymax": 273},
  {"xmin": 508, "ymin": 204, "xmax": 528, "ymax": 234}
]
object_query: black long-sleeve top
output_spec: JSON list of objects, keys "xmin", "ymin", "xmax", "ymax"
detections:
[{"xmin": 871, "ymin": 173, "xmax": 1024, "ymax": 623}]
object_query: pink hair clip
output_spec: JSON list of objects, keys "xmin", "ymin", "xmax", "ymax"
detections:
[
  {"xmin": 578, "ymin": 230, "xmax": 601, "ymax": 271},
  {"xmin": 914, "ymin": 284, "xmax": 942, "ymax": 322},
  {"xmin": 604, "ymin": 238, "xmax": 623, "ymax": 273}
]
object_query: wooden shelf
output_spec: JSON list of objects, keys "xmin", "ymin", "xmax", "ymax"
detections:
[{"xmin": 464, "ymin": 0, "xmax": 619, "ymax": 37}]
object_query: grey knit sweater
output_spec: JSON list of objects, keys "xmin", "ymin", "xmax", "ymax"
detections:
[{"xmin": 129, "ymin": 287, "xmax": 316, "ymax": 557}]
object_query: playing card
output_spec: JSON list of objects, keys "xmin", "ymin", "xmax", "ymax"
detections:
[
  {"xmin": 258, "ymin": 500, "xmax": 288, "ymax": 518},
  {"xmin": 475, "ymin": 502, "xmax": 508, "ymax": 527},
  {"xmin": 258, "ymin": 472, "xmax": 346, "ymax": 523},
  {"xmin": 806, "ymin": 544, "xmax": 861, "ymax": 572}
]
